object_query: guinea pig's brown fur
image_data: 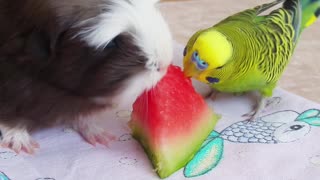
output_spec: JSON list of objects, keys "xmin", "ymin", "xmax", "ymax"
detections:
[{"xmin": 0, "ymin": 0, "xmax": 172, "ymax": 153}]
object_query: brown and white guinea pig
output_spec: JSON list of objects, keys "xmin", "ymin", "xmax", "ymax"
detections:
[{"xmin": 0, "ymin": 0, "xmax": 172, "ymax": 153}]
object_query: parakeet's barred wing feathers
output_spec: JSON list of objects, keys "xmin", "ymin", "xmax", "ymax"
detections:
[
  {"xmin": 217, "ymin": 0, "xmax": 303, "ymax": 42},
  {"xmin": 255, "ymin": 0, "xmax": 286, "ymax": 14},
  {"xmin": 255, "ymin": 1, "xmax": 301, "ymax": 85},
  {"xmin": 283, "ymin": 0, "xmax": 302, "ymax": 42},
  {"xmin": 215, "ymin": 0, "xmax": 284, "ymax": 24}
]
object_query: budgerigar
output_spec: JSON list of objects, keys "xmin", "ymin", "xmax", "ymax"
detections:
[{"xmin": 183, "ymin": 0, "xmax": 320, "ymax": 120}]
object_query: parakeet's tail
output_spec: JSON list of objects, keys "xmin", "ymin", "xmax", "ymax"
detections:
[
  {"xmin": 282, "ymin": 0, "xmax": 319, "ymax": 35},
  {"xmin": 301, "ymin": 0, "xmax": 320, "ymax": 29}
]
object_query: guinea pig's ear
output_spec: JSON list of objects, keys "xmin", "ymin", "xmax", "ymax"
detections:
[{"xmin": 47, "ymin": 21, "xmax": 75, "ymax": 54}]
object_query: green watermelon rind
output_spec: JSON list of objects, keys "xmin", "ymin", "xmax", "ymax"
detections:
[{"xmin": 130, "ymin": 111, "xmax": 220, "ymax": 179}]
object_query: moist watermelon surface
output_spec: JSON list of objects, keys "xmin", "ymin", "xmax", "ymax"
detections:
[{"xmin": 129, "ymin": 65, "xmax": 220, "ymax": 178}]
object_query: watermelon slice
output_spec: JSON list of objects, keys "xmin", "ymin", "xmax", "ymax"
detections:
[{"xmin": 129, "ymin": 65, "xmax": 220, "ymax": 178}]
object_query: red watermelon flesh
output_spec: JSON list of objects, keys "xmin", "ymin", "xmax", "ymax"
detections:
[{"xmin": 129, "ymin": 65, "xmax": 220, "ymax": 178}]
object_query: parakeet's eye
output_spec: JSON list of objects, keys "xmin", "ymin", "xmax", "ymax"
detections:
[
  {"xmin": 206, "ymin": 77, "xmax": 220, "ymax": 84},
  {"xmin": 183, "ymin": 47, "xmax": 187, "ymax": 56}
]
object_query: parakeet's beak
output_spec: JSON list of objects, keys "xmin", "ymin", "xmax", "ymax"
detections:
[
  {"xmin": 183, "ymin": 57, "xmax": 208, "ymax": 84},
  {"xmin": 183, "ymin": 59, "xmax": 197, "ymax": 78},
  {"xmin": 183, "ymin": 56, "xmax": 217, "ymax": 84}
]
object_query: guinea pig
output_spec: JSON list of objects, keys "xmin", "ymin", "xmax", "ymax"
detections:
[{"xmin": 0, "ymin": 0, "xmax": 172, "ymax": 154}]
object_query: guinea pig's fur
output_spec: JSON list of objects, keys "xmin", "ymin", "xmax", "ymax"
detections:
[{"xmin": 0, "ymin": 0, "xmax": 172, "ymax": 153}]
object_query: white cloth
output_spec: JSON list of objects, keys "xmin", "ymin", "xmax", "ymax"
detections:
[{"xmin": 0, "ymin": 43, "xmax": 319, "ymax": 180}]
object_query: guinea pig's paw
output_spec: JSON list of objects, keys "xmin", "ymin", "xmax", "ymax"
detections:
[
  {"xmin": 0, "ymin": 128, "xmax": 39, "ymax": 154},
  {"xmin": 73, "ymin": 121, "xmax": 116, "ymax": 147}
]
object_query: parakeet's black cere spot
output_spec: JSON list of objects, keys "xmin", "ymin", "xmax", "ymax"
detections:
[
  {"xmin": 206, "ymin": 77, "xmax": 220, "ymax": 84},
  {"xmin": 183, "ymin": 47, "xmax": 187, "ymax": 56},
  {"xmin": 216, "ymin": 66, "xmax": 223, "ymax": 69},
  {"xmin": 290, "ymin": 125, "xmax": 303, "ymax": 130}
]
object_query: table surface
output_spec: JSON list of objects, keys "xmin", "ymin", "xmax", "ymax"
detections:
[{"xmin": 159, "ymin": 0, "xmax": 320, "ymax": 103}]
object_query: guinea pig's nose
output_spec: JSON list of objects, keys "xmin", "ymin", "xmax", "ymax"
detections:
[
  {"xmin": 146, "ymin": 61, "xmax": 167, "ymax": 72},
  {"xmin": 146, "ymin": 61, "xmax": 158, "ymax": 71}
]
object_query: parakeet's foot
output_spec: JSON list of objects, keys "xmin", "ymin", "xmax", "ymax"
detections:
[
  {"xmin": 265, "ymin": 97, "xmax": 281, "ymax": 109},
  {"xmin": 242, "ymin": 96, "xmax": 266, "ymax": 121},
  {"xmin": 73, "ymin": 119, "xmax": 116, "ymax": 147},
  {"xmin": 209, "ymin": 90, "xmax": 219, "ymax": 101},
  {"xmin": 242, "ymin": 109, "xmax": 260, "ymax": 121},
  {"xmin": 243, "ymin": 96, "xmax": 281, "ymax": 119},
  {"xmin": 0, "ymin": 125, "xmax": 39, "ymax": 154}
]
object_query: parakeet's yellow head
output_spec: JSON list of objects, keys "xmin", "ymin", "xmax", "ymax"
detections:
[{"xmin": 183, "ymin": 30, "xmax": 233, "ymax": 84}]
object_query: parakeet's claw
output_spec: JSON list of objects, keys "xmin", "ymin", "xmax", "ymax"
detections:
[
  {"xmin": 209, "ymin": 90, "xmax": 219, "ymax": 101},
  {"xmin": 242, "ymin": 96, "xmax": 266, "ymax": 121},
  {"xmin": 242, "ymin": 110, "xmax": 255, "ymax": 118},
  {"xmin": 243, "ymin": 96, "xmax": 280, "ymax": 119},
  {"xmin": 242, "ymin": 110, "xmax": 261, "ymax": 121},
  {"xmin": 248, "ymin": 110, "xmax": 261, "ymax": 121},
  {"xmin": 242, "ymin": 109, "xmax": 261, "ymax": 120}
]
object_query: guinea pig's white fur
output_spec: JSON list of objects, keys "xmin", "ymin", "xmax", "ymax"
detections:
[
  {"xmin": 0, "ymin": 0, "xmax": 172, "ymax": 153},
  {"xmin": 82, "ymin": 0, "xmax": 173, "ymax": 107}
]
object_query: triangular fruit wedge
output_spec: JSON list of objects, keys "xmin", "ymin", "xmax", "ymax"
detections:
[{"xmin": 129, "ymin": 65, "xmax": 220, "ymax": 178}]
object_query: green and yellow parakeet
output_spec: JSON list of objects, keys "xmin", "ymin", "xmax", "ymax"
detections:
[{"xmin": 183, "ymin": 0, "xmax": 320, "ymax": 120}]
